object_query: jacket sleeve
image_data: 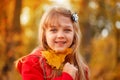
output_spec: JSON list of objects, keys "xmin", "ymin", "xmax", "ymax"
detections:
[{"xmin": 21, "ymin": 56, "xmax": 44, "ymax": 80}]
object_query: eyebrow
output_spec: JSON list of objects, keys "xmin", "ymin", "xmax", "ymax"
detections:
[{"xmin": 62, "ymin": 25, "xmax": 73, "ymax": 28}]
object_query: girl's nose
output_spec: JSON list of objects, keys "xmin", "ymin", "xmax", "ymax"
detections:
[{"xmin": 57, "ymin": 31, "xmax": 65, "ymax": 39}]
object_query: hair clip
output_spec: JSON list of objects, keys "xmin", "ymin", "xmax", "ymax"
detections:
[{"xmin": 71, "ymin": 13, "xmax": 79, "ymax": 22}]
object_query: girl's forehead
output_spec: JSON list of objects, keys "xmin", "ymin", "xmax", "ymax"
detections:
[{"xmin": 46, "ymin": 14, "xmax": 73, "ymax": 28}]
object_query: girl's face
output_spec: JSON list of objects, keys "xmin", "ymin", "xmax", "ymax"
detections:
[{"xmin": 45, "ymin": 15, "xmax": 74, "ymax": 52}]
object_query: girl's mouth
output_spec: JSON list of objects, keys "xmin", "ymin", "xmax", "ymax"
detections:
[
  {"xmin": 55, "ymin": 41, "xmax": 66, "ymax": 44},
  {"xmin": 55, "ymin": 41, "xmax": 66, "ymax": 46}
]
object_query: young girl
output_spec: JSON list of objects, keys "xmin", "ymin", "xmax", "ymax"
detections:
[{"xmin": 15, "ymin": 6, "xmax": 89, "ymax": 80}]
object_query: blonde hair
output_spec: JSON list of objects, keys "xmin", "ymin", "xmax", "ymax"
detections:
[{"xmin": 38, "ymin": 6, "xmax": 88, "ymax": 80}]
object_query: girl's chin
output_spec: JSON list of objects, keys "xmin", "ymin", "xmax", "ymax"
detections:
[{"xmin": 54, "ymin": 48, "xmax": 66, "ymax": 53}]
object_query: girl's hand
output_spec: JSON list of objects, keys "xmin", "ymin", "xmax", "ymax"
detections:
[{"xmin": 63, "ymin": 62, "xmax": 78, "ymax": 79}]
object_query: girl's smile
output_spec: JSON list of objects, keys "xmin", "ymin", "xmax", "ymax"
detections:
[
  {"xmin": 55, "ymin": 41, "xmax": 66, "ymax": 47},
  {"xmin": 45, "ymin": 15, "xmax": 74, "ymax": 52}
]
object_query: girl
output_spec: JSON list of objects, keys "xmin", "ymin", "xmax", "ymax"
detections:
[{"xmin": 15, "ymin": 6, "xmax": 89, "ymax": 80}]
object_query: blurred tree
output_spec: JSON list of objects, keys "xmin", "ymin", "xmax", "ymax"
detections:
[{"xmin": 0, "ymin": 0, "xmax": 22, "ymax": 80}]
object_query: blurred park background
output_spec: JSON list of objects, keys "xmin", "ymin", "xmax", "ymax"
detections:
[{"xmin": 0, "ymin": 0, "xmax": 120, "ymax": 80}]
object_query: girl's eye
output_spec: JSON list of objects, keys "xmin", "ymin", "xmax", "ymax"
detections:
[
  {"xmin": 50, "ymin": 29, "xmax": 57, "ymax": 32},
  {"xmin": 64, "ymin": 29, "xmax": 72, "ymax": 32}
]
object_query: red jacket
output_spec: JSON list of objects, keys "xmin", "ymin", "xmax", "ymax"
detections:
[{"xmin": 16, "ymin": 48, "xmax": 89, "ymax": 80}]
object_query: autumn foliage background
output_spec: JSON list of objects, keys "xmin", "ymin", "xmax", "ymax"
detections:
[{"xmin": 0, "ymin": 0, "xmax": 120, "ymax": 80}]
